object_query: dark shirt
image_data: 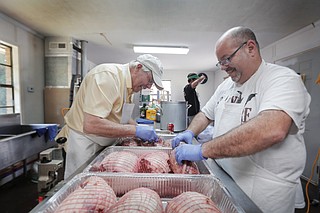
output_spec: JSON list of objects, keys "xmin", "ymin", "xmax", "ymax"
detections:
[{"xmin": 184, "ymin": 84, "xmax": 200, "ymax": 116}]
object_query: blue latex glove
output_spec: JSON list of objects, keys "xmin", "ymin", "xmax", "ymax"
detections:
[
  {"xmin": 135, "ymin": 125, "xmax": 158, "ymax": 142},
  {"xmin": 35, "ymin": 125, "xmax": 58, "ymax": 141},
  {"xmin": 171, "ymin": 130, "xmax": 194, "ymax": 148},
  {"xmin": 175, "ymin": 144, "xmax": 207, "ymax": 165}
]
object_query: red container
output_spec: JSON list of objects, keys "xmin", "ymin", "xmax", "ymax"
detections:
[{"xmin": 167, "ymin": 123, "xmax": 174, "ymax": 132}]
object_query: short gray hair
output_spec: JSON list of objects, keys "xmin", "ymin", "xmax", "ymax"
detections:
[
  {"xmin": 129, "ymin": 60, "xmax": 151, "ymax": 72},
  {"xmin": 229, "ymin": 26, "xmax": 260, "ymax": 50}
]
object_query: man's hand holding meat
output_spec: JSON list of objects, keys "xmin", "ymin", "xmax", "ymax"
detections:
[
  {"xmin": 135, "ymin": 125, "xmax": 158, "ymax": 142},
  {"xmin": 175, "ymin": 144, "xmax": 207, "ymax": 165}
]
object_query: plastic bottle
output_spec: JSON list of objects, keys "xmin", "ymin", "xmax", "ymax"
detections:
[
  {"xmin": 140, "ymin": 103, "xmax": 147, "ymax": 118},
  {"xmin": 146, "ymin": 108, "xmax": 156, "ymax": 121}
]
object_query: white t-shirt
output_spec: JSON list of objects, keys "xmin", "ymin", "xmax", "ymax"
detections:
[{"xmin": 202, "ymin": 60, "xmax": 311, "ymax": 181}]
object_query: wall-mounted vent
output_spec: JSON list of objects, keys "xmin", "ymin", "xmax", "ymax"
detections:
[
  {"xmin": 45, "ymin": 37, "xmax": 73, "ymax": 57},
  {"xmin": 49, "ymin": 42, "xmax": 67, "ymax": 50}
]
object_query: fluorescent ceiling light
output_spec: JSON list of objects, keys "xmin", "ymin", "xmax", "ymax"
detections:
[{"xmin": 133, "ymin": 45, "xmax": 189, "ymax": 54}]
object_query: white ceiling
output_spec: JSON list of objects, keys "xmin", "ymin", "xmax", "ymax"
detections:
[{"xmin": 0, "ymin": 0, "xmax": 320, "ymax": 72}]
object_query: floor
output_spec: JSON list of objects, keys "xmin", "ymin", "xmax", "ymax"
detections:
[{"xmin": 0, "ymin": 172, "xmax": 319, "ymax": 213}]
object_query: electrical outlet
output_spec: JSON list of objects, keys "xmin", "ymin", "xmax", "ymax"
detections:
[{"xmin": 27, "ymin": 86, "xmax": 34, "ymax": 93}]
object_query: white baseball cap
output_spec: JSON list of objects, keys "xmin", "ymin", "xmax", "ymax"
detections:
[{"xmin": 136, "ymin": 54, "xmax": 164, "ymax": 90}]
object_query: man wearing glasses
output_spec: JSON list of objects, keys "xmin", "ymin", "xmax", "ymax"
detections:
[
  {"xmin": 171, "ymin": 26, "xmax": 311, "ymax": 213},
  {"xmin": 57, "ymin": 54, "xmax": 164, "ymax": 179}
]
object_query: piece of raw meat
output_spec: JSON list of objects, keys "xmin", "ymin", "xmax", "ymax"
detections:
[
  {"xmin": 156, "ymin": 138, "xmax": 171, "ymax": 147},
  {"xmin": 139, "ymin": 151, "xmax": 171, "ymax": 173},
  {"xmin": 92, "ymin": 151, "xmax": 139, "ymax": 172},
  {"xmin": 116, "ymin": 137, "xmax": 171, "ymax": 147},
  {"xmin": 54, "ymin": 176, "xmax": 117, "ymax": 212},
  {"xmin": 165, "ymin": 191, "xmax": 221, "ymax": 213},
  {"xmin": 116, "ymin": 137, "xmax": 140, "ymax": 146},
  {"xmin": 107, "ymin": 187, "xmax": 163, "ymax": 213},
  {"xmin": 169, "ymin": 150, "xmax": 200, "ymax": 174}
]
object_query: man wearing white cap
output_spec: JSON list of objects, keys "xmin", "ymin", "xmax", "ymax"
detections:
[{"xmin": 57, "ymin": 54, "xmax": 164, "ymax": 179}]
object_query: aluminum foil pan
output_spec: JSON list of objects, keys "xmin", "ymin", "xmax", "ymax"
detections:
[
  {"xmin": 35, "ymin": 172, "xmax": 245, "ymax": 213},
  {"xmin": 83, "ymin": 146, "xmax": 211, "ymax": 174}
]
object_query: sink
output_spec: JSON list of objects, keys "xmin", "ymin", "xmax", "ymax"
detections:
[
  {"xmin": 0, "ymin": 124, "xmax": 45, "ymax": 135},
  {"xmin": 0, "ymin": 124, "xmax": 58, "ymax": 171},
  {"xmin": 0, "ymin": 135, "xmax": 12, "ymax": 140}
]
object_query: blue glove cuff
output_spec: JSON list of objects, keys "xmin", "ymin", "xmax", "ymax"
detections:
[
  {"xmin": 185, "ymin": 130, "xmax": 195, "ymax": 137},
  {"xmin": 199, "ymin": 143, "xmax": 208, "ymax": 160}
]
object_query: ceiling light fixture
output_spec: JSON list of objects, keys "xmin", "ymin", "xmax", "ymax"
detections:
[{"xmin": 133, "ymin": 45, "xmax": 189, "ymax": 54}]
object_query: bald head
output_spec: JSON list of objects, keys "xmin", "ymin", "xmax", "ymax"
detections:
[{"xmin": 216, "ymin": 26, "xmax": 260, "ymax": 51}]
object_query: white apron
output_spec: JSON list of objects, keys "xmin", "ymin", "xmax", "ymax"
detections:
[
  {"xmin": 64, "ymin": 65, "xmax": 134, "ymax": 179},
  {"xmin": 120, "ymin": 65, "xmax": 135, "ymax": 124},
  {"xmin": 214, "ymin": 101, "xmax": 297, "ymax": 213}
]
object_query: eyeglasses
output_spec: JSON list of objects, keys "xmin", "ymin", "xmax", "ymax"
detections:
[{"xmin": 216, "ymin": 41, "xmax": 247, "ymax": 68}]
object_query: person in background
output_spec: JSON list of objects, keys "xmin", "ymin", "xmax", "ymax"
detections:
[
  {"xmin": 184, "ymin": 73, "xmax": 206, "ymax": 124},
  {"xmin": 56, "ymin": 54, "xmax": 164, "ymax": 179},
  {"xmin": 171, "ymin": 26, "xmax": 311, "ymax": 213}
]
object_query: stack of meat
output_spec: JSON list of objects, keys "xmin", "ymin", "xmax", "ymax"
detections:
[
  {"xmin": 90, "ymin": 150, "xmax": 200, "ymax": 175},
  {"xmin": 54, "ymin": 176, "xmax": 117, "ymax": 212},
  {"xmin": 116, "ymin": 137, "xmax": 171, "ymax": 147},
  {"xmin": 54, "ymin": 177, "xmax": 221, "ymax": 213}
]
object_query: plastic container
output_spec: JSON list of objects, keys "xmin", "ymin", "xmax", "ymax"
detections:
[{"xmin": 146, "ymin": 108, "xmax": 156, "ymax": 121}]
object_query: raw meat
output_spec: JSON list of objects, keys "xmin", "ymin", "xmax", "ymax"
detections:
[
  {"xmin": 92, "ymin": 151, "xmax": 139, "ymax": 173},
  {"xmin": 107, "ymin": 187, "xmax": 163, "ymax": 213},
  {"xmin": 116, "ymin": 137, "xmax": 171, "ymax": 147},
  {"xmin": 139, "ymin": 151, "xmax": 171, "ymax": 173},
  {"xmin": 54, "ymin": 176, "xmax": 116, "ymax": 212},
  {"xmin": 156, "ymin": 138, "xmax": 171, "ymax": 147},
  {"xmin": 116, "ymin": 137, "xmax": 141, "ymax": 146},
  {"xmin": 165, "ymin": 191, "xmax": 221, "ymax": 213},
  {"xmin": 169, "ymin": 150, "xmax": 200, "ymax": 174}
]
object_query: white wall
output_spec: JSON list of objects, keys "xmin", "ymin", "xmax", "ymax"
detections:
[
  {"xmin": 0, "ymin": 13, "xmax": 45, "ymax": 124},
  {"xmin": 261, "ymin": 20, "xmax": 320, "ymax": 63}
]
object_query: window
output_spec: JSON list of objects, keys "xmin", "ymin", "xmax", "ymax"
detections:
[
  {"xmin": 140, "ymin": 80, "xmax": 171, "ymax": 107},
  {"xmin": 0, "ymin": 43, "xmax": 14, "ymax": 114},
  {"xmin": 150, "ymin": 80, "xmax": 171, "ymax": 103}
]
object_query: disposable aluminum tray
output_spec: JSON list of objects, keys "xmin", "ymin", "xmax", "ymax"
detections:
[
  {"xmin": 83, "ymin": 146, "xmax": 211, "ymax": 174},
  {"xmin": 35, "ymin": 172, "xmax": 245, "ymax": 213}
]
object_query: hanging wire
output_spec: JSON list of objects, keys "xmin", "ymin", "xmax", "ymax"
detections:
[{"xmin": 305, "ymin": 147, "xmax": 320, "ymax": 213}]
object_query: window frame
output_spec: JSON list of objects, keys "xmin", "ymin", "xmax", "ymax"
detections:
[{"xmin": 0, "ymin": 42, "xmax": 15, "ymax": 114}]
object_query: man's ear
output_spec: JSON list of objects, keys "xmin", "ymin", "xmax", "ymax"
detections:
[
  {"xmin": 137, "ymin": 63, "xmax": 143, "ymax": 69},
  {"xmin": 247, "ymin": 40, "xmax": 255, "ymax": 54}
]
